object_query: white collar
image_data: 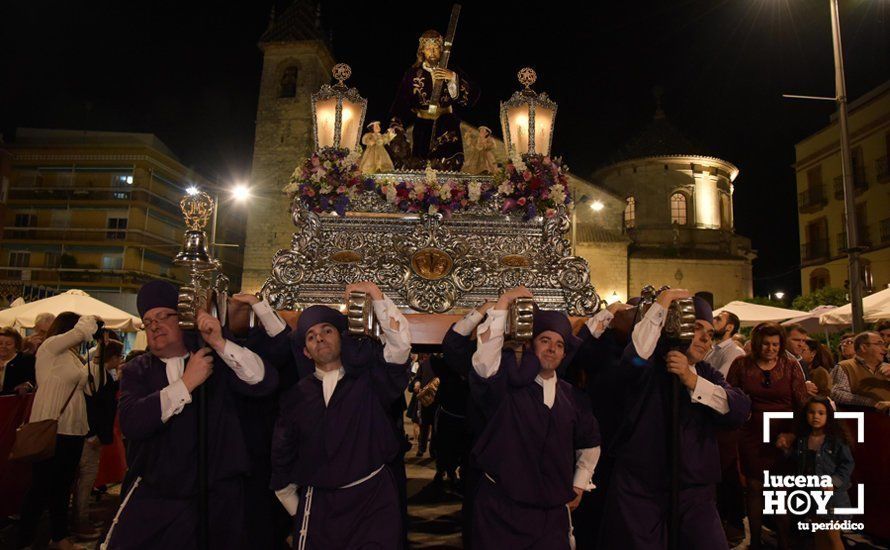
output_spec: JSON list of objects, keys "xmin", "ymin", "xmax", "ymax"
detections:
[
  {"xmin": 535, "ymin": 374, "xmax": 557, "ymax": 409},
  {"xmin": 159, "ymin": 353, "xmax": 189, "ymax": 364},
  {"xmin": 314, "ymin": 367, "xmax": 345, "ymax": 381}
]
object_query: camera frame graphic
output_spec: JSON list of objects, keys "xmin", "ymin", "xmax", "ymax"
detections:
[{"xmin": 763, "ymin": 411, "xmax": 865, "ymax": 515}]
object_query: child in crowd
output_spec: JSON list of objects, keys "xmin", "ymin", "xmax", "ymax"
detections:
[{"xmin": 781, "ymin": 396, "xmax": 854, "ymax": 550}]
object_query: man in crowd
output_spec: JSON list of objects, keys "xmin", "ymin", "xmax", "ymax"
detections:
[
  {"xmin": 22, "ymin": 312, "xmax": 55, "ymax": 355},
  {"xmin": 830, "ymin": 331, "xmax": 890, "ymax": 411},
  {"xmin": 103, "ymin": 281, "xmax": 278, "ymax": 549},
  {"xmin": 599, "ymin": 289, "xmax": 751, "ymax": 549},
  {"xmin": 877, "ymin": 321, "xmax": 890, "ymax": 362},
  {"xmin": 705, "ymin": 311, "xmax": 745, "ymax": 377},
  {"xmin": 0, "ymin": 327, "xmax": 36, "ymax": 395},
  {"xmin": 838, "ymin": 332, "xmax": 856, "ymax": 361},
  {"xmin": 270, "ymin": 281, "xmax": 410, "ymax": 549},
  {"xmin": 469, "ymin": 286, "xmax": 601, "ymax": 549},
  {"xmin": 704, "ymin": 311, "xmax": 747, "ymax": 545},
  {"xmin": 786, "ymin": 324, "xmax": 810, "ymax": 370}
]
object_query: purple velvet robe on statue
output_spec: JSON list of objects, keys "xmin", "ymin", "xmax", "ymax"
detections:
[
  {"xmin": 599, "ymin": 338, "xmax": 751, "ymax": 550},
  {"xmin": 469, "ymin": 349, "xmax": 600, "ymax": 550},
  {"xmin": 270, "ymin": 335, "xmax": 407, "ymax": 549},
  {"xmin": 106, "ymin": 350, "xmax": 278, "ymax": 550}
]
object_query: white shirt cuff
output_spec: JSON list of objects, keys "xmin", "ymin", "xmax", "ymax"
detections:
[
  {"xmin": 275, "ymin": 484, "xmax": 299, "ymax": 516},
  {"xmin": 74, "ymin": 316, "xmax": 99, "ymax": 342},
  {"xmin": 472, "ymin": 309, "xmax": 507, "ymax": 379},
  {"xmin": 447, "ymin": 78, "xmax": 458, "ymax": 98},
  {"xmin": 160, "ymin": 379, "xmax": 192, "ymax": 422},
  {"xmin": 584, "ymin": 309, "xmax": 614, "ymax": 338},
  {"xmin": 688, "ymin": 371, "xmax": 730, "ymax": 414},
  {"xmin": 251, "ymin": 301, "xmax": 287, "ymax": 337},
  {"xmin": 573, "ymin": 446, "xmax": 601, "ymax": 491},
  {"xmin": 372, "ymin": 295, "xmax": 412, "ymax": 364},
  {"xmin": 219, "ymin": 340, "xmax": 265, "ymax": 385},
  {"xmin": 453, "ymin": 310, "xmax": 483, "ymax": 337},
  {"xmin": 631, "ymin": 303, "xmax": 667, "ymax": 360}
]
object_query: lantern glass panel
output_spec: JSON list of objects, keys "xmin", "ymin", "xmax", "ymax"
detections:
[
  {"xmin": 532, "ymin": 104, "xmax": 554, "ymax": 156},
  {"xmin": 506, "ymin": 103, "xmax": 530, "ymax": 155},
  {"xmin": 315, "ymin": 97, "xmax": 338, "ymax": 148},
  {"xmin": 340, "ymin": 98, "xmax": 362, "ymax": 151}
]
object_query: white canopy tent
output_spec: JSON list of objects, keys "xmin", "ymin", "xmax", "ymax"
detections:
[
  {"xmin": 819, "ymin": 287, "xmax": 890, "ymax": 326},
  {"xmin": 0, "ymin": 289, "xmax": 143, "ymax": 332},
  {"xmin": 712, "ymin": 301, "xmax": 804, "ymax": 327},
  {"xmin": 781, "ymin": 305, "xmax": 844, "ymax": 335}
]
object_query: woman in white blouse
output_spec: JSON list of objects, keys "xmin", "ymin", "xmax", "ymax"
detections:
[{"xmin": 17, "ymin": 312, "xmax": 99, "ymax": 550}]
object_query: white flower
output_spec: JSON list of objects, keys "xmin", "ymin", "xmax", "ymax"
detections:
[
  {"xmin": 282, "ymin": 182, "xmax": 299, "ymax": 195},
  {"xmin": 438, "ymin": 182, "xmax": 452, "ymax": 200},
  {"xmin": 468, "ymin": 181, "xmax": 482, "ymax": 202},
  {"xmin": 497, "ymin": 180, "xmax": 514, "ymax": 195},
  {"xmin": 428, "ymin": 204, "xmax": 439, "ymax": 215},
  {"xmin": 345, "ymin": 150, "xmax": 362, "ymax": 167},
  {"xmin": 319, "ymin": 183, "xmax": 333, "ymax": 194},
  {"xmin": 510, "ymin": 152, "xmax": 527, "ymax": 173},
  {"xmin": 550, "ymin": 183, "xmax": 566, "ymax": 204},
  {"xmin": 413, "ymin": 182, "xmax": 427, "ymax": 196}
]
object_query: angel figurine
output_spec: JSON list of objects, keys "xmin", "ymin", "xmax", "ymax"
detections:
[
  {"xmin": 359, "ymin": 121, "xmax": 395, "ymax": 174},
  {"xmin": 462, "ymin": 126, "xmax": 498, "ymax": 175}
]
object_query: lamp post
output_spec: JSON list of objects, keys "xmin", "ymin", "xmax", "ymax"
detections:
[
  {"xmin": 783, "ymin": 1, "xmax": 864, "ymax": 330},
  {"xmin": 828, "ymin": 0, "xmax": 865, "ymax": 332},
  {"xmin": 311, "ymin": 63, "xmax": 367, "ymax": 152},
  {"xmin": 500, "ymin": 68, "xmax": 558, "ymax": 158}
]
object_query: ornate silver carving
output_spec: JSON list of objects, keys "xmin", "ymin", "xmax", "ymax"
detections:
[{"xmin": 261, "ymin": 180, "xmax": 602, "ymax": 315}]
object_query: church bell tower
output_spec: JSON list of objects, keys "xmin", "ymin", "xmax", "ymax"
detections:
[{"xmin": 241, "ymin": 0, "xmax": 334, "ymax": 292}]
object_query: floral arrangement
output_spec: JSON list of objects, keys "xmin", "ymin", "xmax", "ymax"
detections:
[
  {"xmin": 282, "ymin": 148, "xmax": 373, "ymax": 216},
  {"xmin": 377, "ymin": 165, "xmax": 496, "ymax": 217},
  {"xmin": 285, "ymin": 150, "xmax": 570, "ymax": 220},
  {"xmin": 497, "ymin": 154, "xmax": 571, "ymax": 220}
]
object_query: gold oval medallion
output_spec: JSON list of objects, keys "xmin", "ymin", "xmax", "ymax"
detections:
[
  {"xmin": 411, "ymin": 248, "xmax": 453, "ymax": 280},
  {"xmin": 500, "ymin": 254, "xmax": 531, "ymax": 268},
  {"xmin": 330, "ymin": 250, "xmax": 362, "ymax": 264}
]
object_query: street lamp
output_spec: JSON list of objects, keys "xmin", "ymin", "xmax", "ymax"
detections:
[
  {"xmin": 783, "ymin": 0, "xmax": 865, "ymax": 330},
  {"xmin": 591, "ymin": 200, "xmax": 604, "ymax": 212},
  {"xmin": 208, "ymin": 184, "xmax": 251, "ymax": 257},
  {"xmin": 774, "ymin": 291, "xmax": 785, "ymax": 301}
]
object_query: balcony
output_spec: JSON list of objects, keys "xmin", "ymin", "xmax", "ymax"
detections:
[
  {"xmin": 0, "ymin": 267, "xmax": 179, "ymax": 289},
  {"xmin": 837, "ymin": 225, "xmax": 872, "ymax": 251},
  {"xmin": 833, "ymin": 171, "xmax": 868, "ymax": 199},
  {"xmin": 801, "ymin": 240, "xmax": 830, "ymax": 262},
  {"xmin": 1, "ymin": 226, "xmax": 181, "ymax": 249},
  {"xmin": 798, "ymin": 186, "xmax": 828, "ymax": 213},
  {"xmin": 877, "ymin": 156, "xmax": 890, "ymax": 184},
  {"xmin": 7, "ymin": 185, "xmax": 184, "ymax": 220}
]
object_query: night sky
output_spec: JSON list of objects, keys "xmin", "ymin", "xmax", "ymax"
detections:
[{"xmin": 2, "ymin": 1, "xmax": 888, "ymax": 298}]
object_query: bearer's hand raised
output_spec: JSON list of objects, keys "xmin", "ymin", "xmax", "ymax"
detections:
[
  {"xmin": 655, "ymin": 288, "xmax": 692, "ymax": 310},
  {"xmin": 197, "ymin": 310, "xmax": 226, "ymax": 352},
  {"xmin": 494, "ymin": 286, "xmax": 533, "ymax": 311},
  {"xmin": 345, "ymin": 281, "xmax": 384, "ymax": 301}
]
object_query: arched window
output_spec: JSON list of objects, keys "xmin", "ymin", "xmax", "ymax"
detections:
[
  {"xmin": 670, "ymin": 193, "xmax": 687, "ymax": 225},
  {"xmin": 624, "ymin": 196, "xmax": 636, "ymax": 230},
  {"xmin": 809, "ymin": 268, "xmax": 830, "ymax": 292},
  {"xmin": 279, "ymin": 66, "xmax": 298, "ymax": 98}
]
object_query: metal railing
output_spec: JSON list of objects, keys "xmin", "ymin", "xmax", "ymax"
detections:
[
  {"xmin": 877, "ymin": 156, "xmax": 890, "ymax": 183},
  {"xmin": 801, "ymin": 240, "xmax": 830, "ymax": 261},
  {"xmin": 833, "ymin": 171, "xmax": 868, "ymax": 198},
  {"xmin": 1, "ymin": 226, "xmax": 181, "ymax": 248},
  {"xmin": 798, "ymin": 186, "xmax": 827, "ymax": 212},
  {"xmin": 7, "ymin": 185, "xmax": 185, "ymax": 220}
]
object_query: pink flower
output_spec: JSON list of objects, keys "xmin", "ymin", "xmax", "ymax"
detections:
[
  {"xmin": 517, "ymin": 197, "xmax": 527, "ymax": 206},
  {"xmin": 337, "ymin": 186, "xmax": 347, "ymax": 194},
  {"xmin": 522, "ymin": 170, "xmax": 532, "ymax": 181},
  {"xmin": 545, "ymin": 208, "xmax": 556, "ymax": 218},
  {"xmin": 542, "ymin": 156, "xmax": 552, "ymax": 165},
  {"xmin": 311, "ymin": 156, "xmax": 321, "ymax": 167}
]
